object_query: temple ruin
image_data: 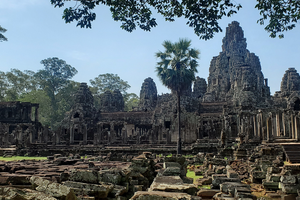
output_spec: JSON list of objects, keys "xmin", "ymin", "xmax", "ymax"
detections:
[{"xmin": 1, "ymin": 21, "xmax": 300, "ymax": 154}]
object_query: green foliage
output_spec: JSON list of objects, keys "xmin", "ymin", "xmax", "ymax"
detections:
[
  {"xmin": 0, "ymin": 25, "xmax": 7, "ymax": 42},
  {"xmin": 51, "ymin": 0, "xmax": 300, "ymax": 39},
  {"xmin": 90, "ymin": 73, "xmax": 138, "ymax": 111},
  {"xmin": 255, "ymin": 0, "xmax": 300, "ymax": 38},
  {"xmin": 90, "ymin": 73, "xmax": 130, "ymax": 95},
  {"xmin": 0, "ymin": 156, "xmax": 47, "ymax": 161},
  {"xmin": 5, "ymin": 69, "xmax": 37, "ymax": 101},
  {"xmin": 124, "ymin": 93, "xmax": 139, "ymax": 111},
  {"xmin": 19, "ymin": 90, "xmax": 52, "ymax": 127},
  {"xmin": 35, "ymin": 57, "xmax": 78, "ymax": 129},
  {"xmin": 156, "ymin": 39, "xmax": 200, "ymax": 96},
  {"xmin": 50, "ymin": 0, "xmax": 241, "ymax": 40}
]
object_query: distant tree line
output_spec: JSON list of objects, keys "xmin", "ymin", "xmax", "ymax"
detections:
[{"xmin": 0, "ymin": 57, "xmax": 139, "ymax": 130}]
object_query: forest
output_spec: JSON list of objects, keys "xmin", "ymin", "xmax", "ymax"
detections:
[{"xmin": 0, "ymin": 57, "xmax": 139, "ymax": 130}]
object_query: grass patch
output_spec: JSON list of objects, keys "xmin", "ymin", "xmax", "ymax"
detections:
[
  {"xmin": 0, "ymin": 156, "xmax": 47, "ymax": 161},
  {"xmin": 186, "ymin": 169, "xmax": 203, "ymax": 183}
]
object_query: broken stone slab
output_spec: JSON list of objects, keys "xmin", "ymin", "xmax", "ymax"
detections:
[
  {"xmin": 266, "ymin": 174, "xmax": 281, "ymax": 182},
  {"xmin": 130, "ymin": 191, "xmax": 200, "ymax": 200},
  {"xmin": 262, "ymin": 180, "xmax": 279, "ymax": 191},
  {"xmin": 0, "ymin": 186, "xmax": 57, "ymax": 200},
  {"xmin": 149, "ymin": 176, "xmax": 198, "ymax": 196},
  {"xmin": 196, "ymin": 177, "xmax": 212, "ymax": 186},
  {"xmin": 197, "ymin": 189, "xmax": 219, "ymax": 198},
  {"xmin": 63, "ymin": 181, "xmax": 113, "ymax": 198},
  {"xmin": 68, "ymin": 169, "xmax": 99, "ymax": 184},
  {"xmin": 279, "ymin": 182, "xmax": 300, "ymax": 194},
  {"xmin": 227, "ymin": 170, "xmax": 239, "ymax": 178},
  {"xmin": 163, "ymin": 162, "xmax": 182, "ymax": 169},
  {"xmin": 281, "ymin": 175, "xmax": 297, "ymax": 184},
  {"xmin": 99, "ymin": 169, "xmax": 122, "ymax": 185},
  {"xmin": 110, "ymin": 184, "xmax": 128, "ymax": 197},
  {"xmin": 234, "ymin": 192, "xmax": 255, "ymax": 199},
  {"xmin": 30, "ymin": 176, "xmax": 77, "ymax": 200},
  {"xmin": 158, "ymin": 167, "xmax": 181, "ymax": 177},
  {"xmin": 220, "ymin": 182, "xmax": 250, "ymax": 194},
  {"xmin": 213, "ymin": 192, "xmax": 235, "ymax": 200},
  {"xmin": 211, "ymin": 175, "xmax": 241, "ymax": 189}
]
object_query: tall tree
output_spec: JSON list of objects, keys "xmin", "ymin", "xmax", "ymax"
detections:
[
  {"xmin": 5, "ymin": 69, "xmax": 37, "ymax": 101},
  {"xmin": 90, "ymin": 73, "xmax": 130, "ymax": 95},
  {"xmin": 156, "ymin": 39, "xmax": 199, "ymax": 155},
  {"xmin": 36, "ymin": 57, "xmax": 78, "ymax": 128},
  {"xmin": 0, "ymin": 26, "xmax": 7, "ymax": 42},
  {"xmin": 90, "ymin": 73, "xmax": 138, "ymax": 111},
  {"xmin": 51, "ymin": 0, "xmax": 300, "ymax": 38}
]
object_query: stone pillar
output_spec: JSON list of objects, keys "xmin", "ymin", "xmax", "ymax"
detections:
[
  {"xmin": 83, "ymin": 124, "xmax": 87, "ymax": 144},
  {"xmin": 295, "ymin": 116, "xmax": 299, "ymax": 141},
  {"xmin": 267, "ymin": 118, "xmax": 271, "ymax": 141},
  {"xmin": 282, "ymin": 112, "xmax": 286, "ymax": 136},
  {"xmin": 291, "ymin": 114, "xmax": 295, "ymax": 139},
  {"xmin": 70, "ymin": 126, "xmax": 74, "ymax": 144},
  {"xmin": 276, "ymin": 113, "xmax": 280, "ymax": 137},
  {"xmin": 35, "ymin": 106, "xmax": 39, "ymax": 122},
  {"xmin": 253, "ymin": 115, "xmax": 257, "ymax": 137}
]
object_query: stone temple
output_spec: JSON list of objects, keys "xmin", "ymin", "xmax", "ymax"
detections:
[{"xmin": 1, "ymin": 21, "xmax": 300, "ymax": 154}]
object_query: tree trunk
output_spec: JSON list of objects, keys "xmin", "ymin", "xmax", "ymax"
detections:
[{"xmin": 177, "ymin": 93, "xmax": 182, "ymax": 155}]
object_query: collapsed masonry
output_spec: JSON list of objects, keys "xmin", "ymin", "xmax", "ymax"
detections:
[{"xmin": 1, "ymin": 21, "xmax": 300, "ymax": 150}]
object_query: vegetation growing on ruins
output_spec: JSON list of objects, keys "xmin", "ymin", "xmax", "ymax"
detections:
[
  {"xmin": 51, "ymin": 0, "xmax": 300, "ymax": 38},
  {"xmin": 156, "ymin": 39, "xmax": 199, "ymax": 154},
  {"xmin": 0, "ymin": 63, "xmax": 138, "ymax": 129}
]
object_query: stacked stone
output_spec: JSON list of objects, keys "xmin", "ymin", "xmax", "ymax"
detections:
[{"xmin": 131, "ymin": 155, "xmax": 200, "ymax": 200}]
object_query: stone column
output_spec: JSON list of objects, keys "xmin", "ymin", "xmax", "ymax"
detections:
[
  {"xmin": 295, "ymin": 116, "xmax": 299, "ymax": 141},
  {"xmin": 83, "ymin": 124, "xmax": 87, "ymax": 144},
  {"xmin": 253, "ymin": 115, "xmax": 257, "ymax": 137},
  {"xmin": 282, "ymin": 112, "xmax": 286, "ymax": 136},
  {"xmin": 70, "ymin": 125, "xmax": 74, "ymax": 144},
  {"xmin": 291, "ymin": 114, "xmax": 295, "ymax": 139},
  {"xmin": 267, "ymin": 117, "xmax": 271, "ymax": 141},
  {"xmin": 276, "ymin": 113, "xmax": 280, "ymax": 137}
]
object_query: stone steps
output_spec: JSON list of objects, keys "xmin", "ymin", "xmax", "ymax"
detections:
[{"xmin": 282, "ymin": 144, "xmax": 300, "ymax": 163}]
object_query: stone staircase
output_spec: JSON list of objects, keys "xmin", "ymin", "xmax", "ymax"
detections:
[{"xmin": 282, "ymin": 143, "xmax": 300, "ymax": 163}]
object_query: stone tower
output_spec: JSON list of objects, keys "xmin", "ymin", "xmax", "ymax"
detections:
[
  {"xmin": 204, "ymin": 21, "xmax": 270, "ymax": 106},
  {"xmin": 280, "ymin": 68, "xmax": 300, "ymax": 96},
  {"xmin": 138, "ymin": 77, "xmax": 157, "ymax": 111}
]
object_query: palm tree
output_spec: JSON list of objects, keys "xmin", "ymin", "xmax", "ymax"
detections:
[
  {"xmin": 0, "ymin": 26, "xmax": 7, "ymax": 42},
  {"xmin": 156, "ymin": 39, "xmax": 200, "ymax": 155}
]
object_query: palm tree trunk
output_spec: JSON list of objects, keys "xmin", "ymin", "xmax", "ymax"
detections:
[{"xmin": 177, "ymin": 93, "xmax": 182, "ymax": 155}]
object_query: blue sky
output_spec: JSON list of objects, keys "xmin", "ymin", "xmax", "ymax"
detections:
[{"xmin": 0, "ymin": 0, "xmax": 300, "ymax": 96}]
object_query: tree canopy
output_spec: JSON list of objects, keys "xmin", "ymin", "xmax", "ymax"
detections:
[
  {"xmin": 0, "ymin": 25, "xmax": 7, "ymax": 42},
  {"xmin": 50, "ymin": 0, "xmax": 300, "ymax": 39},
  {"xmin": 90, "ymin": 73, "xmax": 130, "ymax": 95}
]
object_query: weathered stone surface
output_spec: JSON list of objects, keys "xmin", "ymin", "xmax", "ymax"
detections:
[
  {"xmin": 138, "ymin": 77, "xmax": 157, "ymax": 111},
  {"xmin": 68, "ymin": 169, "xmax": 99, "ymax": 184},
  {"xmin": 281, "ymin": 175, "xmax": 297, "ymax": 184},
  {"xmin": 211, "ymin": 175, "xmax": 240, "ymax": 189},
  {"xmin": 220, "ymin": 182, "xmax": 249, "ymax": 194},
  {"xmin": 0, "ymin": 186, "xmax": 57, "ymax": 200},
  {"xmin": 149, "ymin": 176, "xmax": 197, "ymax": 195},
  {"xmin": 63, "ymin": 181, "xmax": 113, "ymax": 198},
  {"xmin": 279, "ymin": 182, "xmax": 300, "ymax": 194},
  {"xmin": 130, "ymin": 191, "xmax": 199, "ymax": 200},
  {"xmin": 197, "ymin": 189, "xmax": 219, "ymax": 198},
  {"xmin": 30, "ymin": 176, "xmax": 77, "ymax": 200}
]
